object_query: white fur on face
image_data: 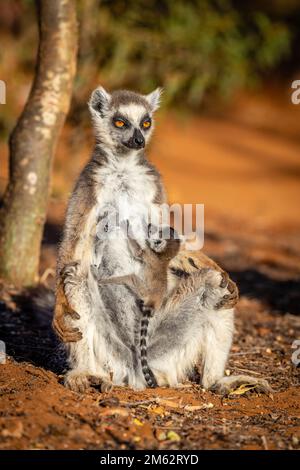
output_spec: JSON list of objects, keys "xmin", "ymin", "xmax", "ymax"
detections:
[{"xmin": 118, "ymin": 103, "xmax": 149, "ymax": 127}]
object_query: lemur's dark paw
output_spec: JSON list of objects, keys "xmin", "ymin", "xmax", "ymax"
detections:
[
  {"xmin": 219, "ymin": 271, "xmax": 229, "ymax": 288},
  {"xmin": 216, "ymin": 278, "xmax": 239, "ymax": 310},
  {"xmin": 211, "ymin": 375, "xmax": 273, "ymax": 396},
  {"xmin": 64, "ymin": 372, "xmax": 90, "ymax": 393}
]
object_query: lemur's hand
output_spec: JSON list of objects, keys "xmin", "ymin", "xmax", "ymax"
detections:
[
  {"xmin": 52, "ymin": 284, "xmax": 82, "ymax": 342},
  {"xmin": 52, "ymin": 262, "xmax": 83, "ymax": 343},
  {"xmin": 61, "ymin": 262, "xmax": 81, "ymax": 299},
  {"xmin": 215, "ymin": 274, "xmax": 239, "ymax": 310}
]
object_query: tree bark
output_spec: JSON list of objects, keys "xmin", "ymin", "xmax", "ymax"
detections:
[{"xmin": 0, "ymin": 0, "xmax": 77, "ymax": 287}]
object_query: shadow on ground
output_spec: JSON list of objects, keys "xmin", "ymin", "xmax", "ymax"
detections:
[
  {"xmin": 0, "ymin": 288, "xmax": 66, "ymax": 374},
  {"xmin": 229, "ymin": 269, "xmax": 300, "ymax": 316}
]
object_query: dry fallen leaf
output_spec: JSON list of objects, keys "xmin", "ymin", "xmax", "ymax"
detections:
[
  {"xmin": 98, "ymin": 407, "xmax": 129, "ymax": 417},
  {"xmin": 185, "ymin": 402, "xmax": 214, "ymax": 411},
  {"xmin": 167, "ymin": 431, "xmax": 181, "ymax": 442},
  {"xmin": 150, "ymin": 406, "xmax": 166, "ymax": 416},
  {"xmin": 228, "ymin": 384, "xmax": 256, "ymax": 396},
  {"xmin": 158, "ymin": 399, "xmax": 181, "ymax": 409},
  {"xmin": 184, "ymin": 405, "xmax": 203, "ymax": 411},
  {"xmin": 133, "ymin": 418, "xmax": 144, "ymax": 426}
]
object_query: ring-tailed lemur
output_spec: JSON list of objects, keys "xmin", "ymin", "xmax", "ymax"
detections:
[{"xmin": 53, "ymin": 87, "xmax": 270, "ymax": 395}]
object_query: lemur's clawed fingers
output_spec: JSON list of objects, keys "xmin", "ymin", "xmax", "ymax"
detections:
[
  {"xmin": 61, "ymin": 331, "xmax": 83, "ymax": 343},
  {"xmin": 215, "ymin": 295, "xmax": 230, "ymax": 310},
  {"xmin": 52, "ymin": 315, "xmax": 82, "ymax": 343},
  {"xmin": 64, "ymin": 372, "xmax": 90, "ymax": 393},
  {"xmin": 220, "ymin": 271, "xmax": 229, "ymax": 288},
  {"xmin": 54, "ymin": 325, "xmax": 83, "ymax": 343},
  {"xmin": 227, "ymin": 278, "xmax": 238, "ymax": 295},
  {"xmin": 216, "ymin": 279, "xmax": 239, "ymax": 310}
]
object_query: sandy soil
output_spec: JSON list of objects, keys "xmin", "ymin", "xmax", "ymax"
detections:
[{"xmin": 0, "ymin": 94, "xmax": 300, "ymax": 450}]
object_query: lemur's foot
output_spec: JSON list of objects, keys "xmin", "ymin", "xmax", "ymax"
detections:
[
  {"xmin": 64, "ymin": 371, "xmax": 91, "ymax": 393},
  {"xmin": 211, "ymin": 375, "xmax": 273, "ymax": 396},
  {"xmin": 64, "ymin": 372, "xmax": 113, "ymax": 393},
  {"xmin": 215, "ymin": 276, "xmax": 239, "ymax": 310}
]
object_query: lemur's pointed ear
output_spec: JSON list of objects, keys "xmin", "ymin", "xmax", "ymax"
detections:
[
  {"xmin": 88, "ymin": 86, "xmax": 111, "ymax": 116},
  {"xmin": 145, "ymin": 87, "xmax": 163, "ymax": 111}
]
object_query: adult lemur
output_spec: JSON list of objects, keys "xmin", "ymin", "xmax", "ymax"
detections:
[{"xmin": 53, "ymin": 87, "xmax": 270, "ymax": 394}]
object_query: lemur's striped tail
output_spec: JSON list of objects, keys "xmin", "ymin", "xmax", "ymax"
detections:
[{"xmin": 140, "ymin": 308, "xmax": 158, "ymax": 388}]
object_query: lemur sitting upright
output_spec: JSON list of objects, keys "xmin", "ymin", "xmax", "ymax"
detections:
[{"xmin": 54, "ymin": 86, "xmax": 270, "ymax": 396}]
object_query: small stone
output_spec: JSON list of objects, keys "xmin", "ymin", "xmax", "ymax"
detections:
[
  {"xmin": 202, "ymin": 402, "xmax": 214, "ymax": 409},
  {"xmin": 98, "ymin": 396, "xmax": 120, "ymax": 407},
  {"xmin": 1, "ymin": 420, "xmax": 23, "ymax": 439}
]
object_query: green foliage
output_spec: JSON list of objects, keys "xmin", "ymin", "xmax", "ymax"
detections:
[{"xmin": 77, "ymin": 0, "xmax": 291, "ymax": 107}]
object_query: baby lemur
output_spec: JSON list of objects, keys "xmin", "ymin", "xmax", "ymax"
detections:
[{"xmin": 92, "ymin": 224, "xmax": 181, "ymax": 388}]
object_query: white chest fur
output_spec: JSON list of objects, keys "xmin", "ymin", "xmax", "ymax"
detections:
[
  {"xmin": 96, "ymin": 153, "xmax": 157, "ymax": 222},
  {"xmin": 93, "ymin": 153, "xmax": 160, "ymax": 274}
]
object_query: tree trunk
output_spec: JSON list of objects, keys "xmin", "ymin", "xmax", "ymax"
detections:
[{"xmin": 0, "ymin": 0, "xmax": 77, "ymax": 287}]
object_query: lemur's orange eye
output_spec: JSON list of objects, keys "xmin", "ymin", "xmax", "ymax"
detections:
[
  {"xmin": 143, "ymin": 120, "xmax": 151, "ymax": 129},
  {"xmin": 114, "ymin": 120, "xmax": 125, "ymax": 128}
]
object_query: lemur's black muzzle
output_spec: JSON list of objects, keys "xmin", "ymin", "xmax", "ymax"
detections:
[{"xmin": 124, "ymin": 128, "xmax": 145, "ymax": 149}]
